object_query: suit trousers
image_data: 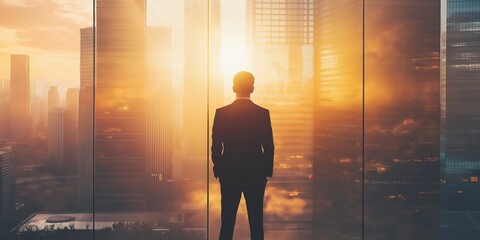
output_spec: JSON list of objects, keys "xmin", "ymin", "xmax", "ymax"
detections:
[{"xmin": 219, "ymin": 180, "xmax": 267, "ymax": 240}]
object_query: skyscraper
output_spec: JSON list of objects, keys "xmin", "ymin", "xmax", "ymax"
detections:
[
  {"xmin": 47, "ymin": 86, "xmax": 60, "ymax": 111},
  {"xmin": 48, "ymin": 108, "xmax": 74, "ymax": 163},
  {"xmin": 313, "ymin": 1, "xmax": 441, "ymax": 239},
  {"xmin": 313, "ymin": 1, "xmax": 363, "ymax": 238},
  {"xmin": 66, "ymin": 88, "xmax": 80, "ymax": 125},
  {"xmin": 78, "ymin": 27, "xmax": 94, "ymax": 210},
  {"xmin": 0, "ymin": 146, "xmax": 15, "ymax": 231},
  {"xmin": 95, "ymin": 0, "xmax": 147, "ymax": 211},
  {"xmin": 30, "ymin": 95, "xmax": 47, "ymax": 134},
  {"xmin": 441, "ymin": 1, "xmax": 480, "ymax": 238},
  {"xmin": 10, "ymin": 55, "xmax": 30, "ymax": 117},
  {"xmin": 146, "ymin": 27, "xmax": 173, "ymax": 209},
  {"xmin": 9, "ymin": 54, "xmax": 31, "ymax": 139},
  {"xmin": 246, "ymin": 0, "xmax": 314, "ymax": 231},
  {"xmin": 0, "ymin": 80, "xmax": 9, "ymax": 139}
]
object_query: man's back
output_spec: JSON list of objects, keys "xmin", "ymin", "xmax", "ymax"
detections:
[
  {"xmin": 213, "ymin": 71, "xmax": 273, "ymax": 240},
  {"xmin": 211, "ymin": 99, "xmax": 274, "ymax": 186}
]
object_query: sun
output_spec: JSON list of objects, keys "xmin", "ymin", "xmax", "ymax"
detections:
[{"xmin": 220, "ymin": 38, "xmax": 250, "ymax": 78}]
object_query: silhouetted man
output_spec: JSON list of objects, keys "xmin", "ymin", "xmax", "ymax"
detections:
[{"xmin": 212, "ymin": 71, "xmax": 274, "ymax": 240}]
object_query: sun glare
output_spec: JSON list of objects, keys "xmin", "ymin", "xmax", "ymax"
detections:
[{"xmin": 220, "ymin": 39, "xmax": 250, "ymax": 78}]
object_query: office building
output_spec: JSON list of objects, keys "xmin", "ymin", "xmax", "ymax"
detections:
[
  {"xmin": 78, "ymin": 27, "xmax": 94, "ymax": 210},
  {"xmin": 66, "ymin": 88, "xmax": 80, "ymax": 126},
  {"xmin": 363, "ymin": 1, "xmax": 440, "ymax": 239},
  {"xmin": 313, "ymin": 1, "xmax": 363, "ymax": 238},
  {"xmin": 0, "ymin": 146, "xmax": 15, "ymax": 230},
  {"xmin": 9, "ymin": 54, "xmax": 31, "ymax": 139},
  {"xmin": 245, "ymin": 0, "xmax": 314, "ymax": 233},
  {"xmin": 10, "ymin": 55, "xmax": 30, "ymax": 118},
  {"xmin": 0, "ymin": 80, "xmax": 9, "ymax": 139},
  {"xmin": 48, "ymin": 108, "xmax": 75, "ymax": 163},
  {"xmin": 145, "ymin": 27, "xmax": 173, "ymax": 209},
  {"xmin": 47, "ymin": 86, "xmax": 60, "ymax": 111},
  {"xmin": 31, "ymin": 95, "xmax": 47, "ymax": 134},
  {"xmin": 441, "ymin": 0, "xmax": 480, "ymax": 239},
  {"xmin": 313, "ymin": 1, "xmax": 441, "ymax": 239},
  {"xmin": 95, "ymin": 0, "xmax": 147, "ymax": 211}
]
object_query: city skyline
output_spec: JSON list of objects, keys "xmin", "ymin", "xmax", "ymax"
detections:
[
  {"xmin": 0, "ymin": 0, "xmax": 249, "ymax": 101},
  {"xmin": 0, "ymin": 0, "xmax": 479, "ymax": 239}
]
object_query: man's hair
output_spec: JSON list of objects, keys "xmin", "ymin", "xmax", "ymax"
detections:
[{"xmin": 233, "ymin": 71, "xmax": 254, "ymax": 94}]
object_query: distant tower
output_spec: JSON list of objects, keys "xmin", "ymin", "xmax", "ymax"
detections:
[
  {"xmin": 78, "ymin": 27, "xmax": 94, "ymax": 210},
  {"xmin": 48, "ymin": 108, "xmax": 67, "ymax": 162},
  {"xmin": 245, "ymin": 0, "xmax": 315, "ymax": 230},
  {"xmin": 10, "ymin": 55, "xmax": 30, "ymax": 118},
  {"xmin": 0, "ymin": 146, "xmax": 15, "ymax": 230},
  {"xmin": 145, "ymin": 26, "xmax": 173, "ymax": 209},
  {"xmin": 30, "ymin": 96, "xmax": 47, "ymax": 134},
  {"xmin": 66, "ymin": 88, "xmax": 80, "ymax": 125},
  {"xmin": 0, "ymin": 80, "xmax": 10, "ymax": 138},
  {"xmin": 95, "ymin": 0, "xmax": 147, "ymax": 211},
  {"xmin": 312, "ymin": 1, "xmax": 364, "ymax": 238},
  {"xmin": 246, "ymin": 0, "xmax": 314, "ymax": 175},
  {"xmin": 65, "ymin": 88, "xmax": 79, "ymax": 166},
  {"xmin": 47, "ymin": 86, "xmax": 60, "ymax": 111},
  {"xmin": 9, "ymin": 54, "xmax": 31, "ymax": 139},
  {"xmin": 441, "ymin": 0, "xmax": 480, "ymax": 238}
]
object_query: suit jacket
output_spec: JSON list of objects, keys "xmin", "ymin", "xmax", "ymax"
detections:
[{"xmin": 211, "ymin": 99, "xmax": 274, "ymax": 186}]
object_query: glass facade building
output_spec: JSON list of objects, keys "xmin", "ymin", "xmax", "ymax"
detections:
[
  {"xmin": 441, "ymin": 0, "xmax": 480, "ymax": 239},
  {"xmin": 245, "ymin": 0, "xmax": 315, "ymax": 238},
  {"xmin": 1, "ymin": 0, "xmax": 480, "ymax": 239},
  {"xmin": 94, "ymin": 0, "xmax": 148, "ymax": 211}
]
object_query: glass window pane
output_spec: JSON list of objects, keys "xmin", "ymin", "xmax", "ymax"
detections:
[
  {"xmin": 365, "ymin": 0, "xmax": 441, "ymax": 239},
  {"xmin": 94, "ymin": 0, "xmax": 207, "ymax": 239},
  {"xmin": 313, "ymin": 0, "xmax": 363, "ymax": 239},
  {"xmin": 0, "ymin": 1, "xmax": 94, "ymax": 239},
  {"xmin": 212, "ymin": 0, "xmax": 318, "ymax": 239},
  {"xmin": 441, "ymin": 0, "xmax": 480, "ymax": 239}
]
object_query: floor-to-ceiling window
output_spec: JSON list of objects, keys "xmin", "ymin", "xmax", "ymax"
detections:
[
  {"xmin": 2, "ymin": 1, "xmax": 480, "ymax": 240},
  {"xmin": 0, "ymin": 0, "xmax": 94, "ymax": 239},
  {"xmin": 364, "ymin": 1, "xmax": 441, "ymax": 239}
]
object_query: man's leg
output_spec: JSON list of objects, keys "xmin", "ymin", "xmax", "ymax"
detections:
[
  {"xmin": 219, "ymin": 183, "xmax": 242, "ymax": 240},
  {"xmin": 243, "ymin": 182, "xmax": 266, "ymax": 240}
]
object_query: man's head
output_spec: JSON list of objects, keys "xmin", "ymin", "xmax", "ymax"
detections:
[{"xmin": 233, "ymin": 71, "xmax": 254, "ymax": 97}]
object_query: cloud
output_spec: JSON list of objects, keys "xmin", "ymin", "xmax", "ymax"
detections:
[
  {"xmin": 392, "ymin": 118, "xmax": 417, "ymax": 136},
  {"xmin": 0, "ymin": 0, "xmax": 92, "ymax": 88},
  {"xmin": 0, "ymin": 0, "xmax": 92, "ymax": 52}
]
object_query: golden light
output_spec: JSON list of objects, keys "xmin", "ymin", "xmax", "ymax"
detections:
[{"xmin": 220, "ymin": 38, "xmax": 249, "ymax": 78}]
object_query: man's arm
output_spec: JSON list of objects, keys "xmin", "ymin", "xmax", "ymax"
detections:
[
  {"xmin": 263, "ymin": 110, "xmax": 274, "ymax": 177},
  {"xmin": 211, "ymin": 109, "xmax": 223, "ymax": 178}
]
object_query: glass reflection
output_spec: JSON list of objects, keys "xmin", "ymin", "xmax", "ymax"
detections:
[
  {"xmin": 2, "ymin": 0, "xmax": 479, "ymax": 239},
  {"xmin": 0, "ymin": 1, "xmax": 93, "ymax": 239},
  {"xmin": 92, "ymin": 0, "xmax": 207, "ymax": 237},
  {"xmin": 313, "ymin": 0, "xmax": 363, "ymax": 239},
  {"xmin": 441, "ymin": 0, "xmax": 480, "ymax": 239},
  {"xmin": 365, "ymin": 0, "xmax": 441, "ymax": 239}
]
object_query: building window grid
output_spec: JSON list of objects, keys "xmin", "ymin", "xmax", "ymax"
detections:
[{"xmin": 253, "ymin": 0, "xmax": 313, "ymax": 44}]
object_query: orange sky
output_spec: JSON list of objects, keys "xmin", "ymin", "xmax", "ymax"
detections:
[
  {"xmin": 0, "ymin": 0, "xmax": 92, "ymax": 95},
  {"xmin": 1, "ymin": 0, "xmax": 246, "ymax": 99}
]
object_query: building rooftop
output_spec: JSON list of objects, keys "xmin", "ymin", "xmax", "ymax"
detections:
[{"xmin": 14, "ymin": 211, "xmax": 206, "ymax": 233}]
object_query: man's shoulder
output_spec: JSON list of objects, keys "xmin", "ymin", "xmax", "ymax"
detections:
[
  {"xmin": 249, "ymin": 102, "xmax": 269, "ymax": 114},
  {"xmin": 216, "ymin": 103, "xmax": 233, "ymax": 113},
  {"xmin": 217, "ymin": 100, "xmax": 269, "ymax": 114}
]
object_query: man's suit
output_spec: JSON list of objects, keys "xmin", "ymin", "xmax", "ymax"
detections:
[{"xmin": 212, "ymin": 98, "xmax": 274, "ymax": 240}]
